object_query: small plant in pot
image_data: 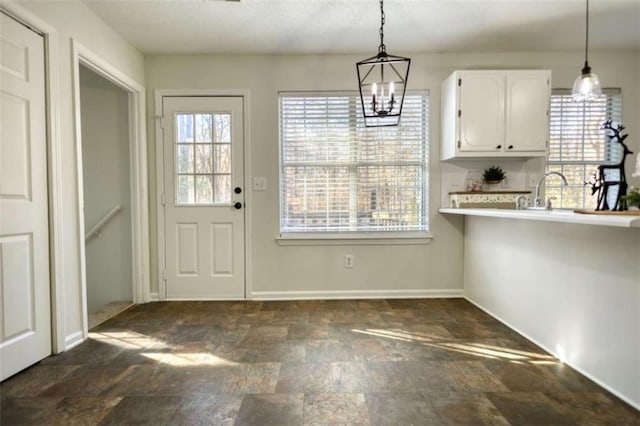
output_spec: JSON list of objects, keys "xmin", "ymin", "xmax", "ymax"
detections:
[
  {"xmin": 622, "ymin": 187, "xmax": 640, "ymax": 209},
  {"xmin": 482, "ymin": 166, "xmax": 506, "ymax": 185}
]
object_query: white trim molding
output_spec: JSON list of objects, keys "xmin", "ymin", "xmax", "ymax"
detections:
[
  {"xmin": 71, "ymin": 39, "xmax": 150, "ymax": 342},
  {"xmin": 63, "ymin": 331, "xmax": 84, "ymax": 351},
  {"xmin": 154, "ymin": 89, "xmax": 253, "ymax": 301},
  {"xmin": 276, "ymin": 234, "xmax": 434, "ymax": 246},
  {"xmin": 251, "ymin": 289, "xmax": 464, "ymax": 301}
]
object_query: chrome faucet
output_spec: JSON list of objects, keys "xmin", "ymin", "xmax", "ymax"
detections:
[{"xmin": 533, "ymin": 172, "xmax": 568, "ymax": 208}]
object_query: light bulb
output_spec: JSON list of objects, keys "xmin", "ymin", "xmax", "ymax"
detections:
[{"xmin": 572, "ymin": 71, "xmax": 602, "ymax": 102}]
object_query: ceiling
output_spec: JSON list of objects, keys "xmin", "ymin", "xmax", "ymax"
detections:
[{"xmin": 78, "ymin": 0, "xmax": 640, "ymax": 54}]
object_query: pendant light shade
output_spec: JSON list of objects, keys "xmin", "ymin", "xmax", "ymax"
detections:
[
  {"xmin": 356, "ymin": 0, "xmax": 410, "ymax": 127},
  {"xmin": 572, "ymin": 0, "xmax": 601, "ymax": 101},
  {"xmin": 572, "ymin": 68, "xmax": 601, "ymax": 102}
]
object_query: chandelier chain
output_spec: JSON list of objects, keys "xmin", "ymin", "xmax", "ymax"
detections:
[
  {"xmin": 378, "ymin": 0, "xmax": 386, "ymax": 53},
  {"xmin": 584, "ymin": 0, "xmax": 589, "ymax": 64}
]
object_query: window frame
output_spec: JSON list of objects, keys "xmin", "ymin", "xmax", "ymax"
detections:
[
  {"xmin": 277, "ymin": 90, "xmax": 431, "ymax": 243},
  {"xmin": 545, "ymin": 88, "xmax": 622, "ymax": 210}
]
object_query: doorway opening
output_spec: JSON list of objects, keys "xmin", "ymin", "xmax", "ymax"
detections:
[
  {"xmin": 79, "ymin": 65, "xmax": 134, "ymax": 328},
  {"xmin": 72, "ymin": 40, "xmax": 149, "ymax": 339}
]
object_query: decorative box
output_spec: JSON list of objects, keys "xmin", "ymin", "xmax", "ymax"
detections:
[{"xmin": 449, "ymin": 191, "xmax": 531, "ymax": 209}]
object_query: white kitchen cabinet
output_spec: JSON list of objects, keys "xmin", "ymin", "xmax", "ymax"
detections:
[{"xmin": 441, "ymin": 70, "xmax": 551, "ymax": 160}]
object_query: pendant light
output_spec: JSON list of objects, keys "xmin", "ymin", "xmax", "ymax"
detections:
[
  {"xmin": 572, "ymin": 0, "xmax": 601, "ymax": 101},
  {"xmin": 356, "ymin": 0, "xmax": 410, "ymax": 127}
]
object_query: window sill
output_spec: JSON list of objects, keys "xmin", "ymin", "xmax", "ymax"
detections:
[{"xmin": 275, "ymin": 232, "xmax": 433, "ymax": 246}]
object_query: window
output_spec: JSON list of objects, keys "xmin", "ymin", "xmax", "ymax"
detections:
[
  {"xmin": 279, "ymin": 92, "xmax": 429, "ymax": 235},
  {"xmin": 175, "ymin": 112, "xmax": 232, "ymax": 205},
  {"xmin": 546, "ymin": 89, "xmax": 622, "ymax": 209}
]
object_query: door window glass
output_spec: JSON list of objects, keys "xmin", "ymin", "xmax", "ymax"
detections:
[{"xmin": 175, "ymin": 112, "xmax": 232, "ymax": 205}]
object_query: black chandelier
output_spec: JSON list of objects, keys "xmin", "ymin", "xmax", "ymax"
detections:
[{"xmin": 356, "ymin": 0, "xmax": 411, "ymax": 127}]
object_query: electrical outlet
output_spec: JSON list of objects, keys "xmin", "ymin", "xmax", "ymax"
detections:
[{"xmin": 344, "ymin": 254, "xmax": 354, "ymax": 268}]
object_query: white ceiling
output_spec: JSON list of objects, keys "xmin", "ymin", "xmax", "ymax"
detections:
[{"xmin": 79, "ymin": 0, "xmax": 640, "ymax": 54}]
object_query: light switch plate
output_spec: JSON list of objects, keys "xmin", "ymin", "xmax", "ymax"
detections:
[{"xmin": 253, "ymin": 177, "xmax": 267, "ymax": 191}]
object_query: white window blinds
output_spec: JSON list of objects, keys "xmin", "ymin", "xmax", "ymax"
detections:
[
  {"xmin": 548, "ymin": 89, "xmax": 623, "ymax": 164},
  {"xmin": 546, "ymin": 89, "xmax": 622, "ymax": 209},
  {"xmin": 279, "ymin": 92, "xmax": 429, "ymax": 233}
]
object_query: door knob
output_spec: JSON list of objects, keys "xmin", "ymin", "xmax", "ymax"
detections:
[
  {"xmin": 234, "ymin": 187, "xmax": 242, "ymax": 194},
  {"xmin": 234, "ymin": 202, "xmax": 243, "ymax": 209}
]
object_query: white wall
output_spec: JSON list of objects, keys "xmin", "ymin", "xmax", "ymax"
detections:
[
  {"xmin": 3, "ymin": 1, "xmax": 144, "ymax": 348},
  {"xmin": 464, "ymin": 216, "xmax": 640, "ymax": 409},
  {"xmin": 80, "ymin": 66, "xmax": 133, "ymax": 314},
  {"xmin": 145, "ymin": 50, "xmax": 639, "ymax": 299},
  {"xmin": 145, "ymin": 54, "xmax": 466, "ymax": 299}
]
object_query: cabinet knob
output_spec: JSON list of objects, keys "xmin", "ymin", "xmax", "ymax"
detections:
[
  {"xmin": 496, "ymin": 145, "xmax": 502, "ymax": 149},
  {"xmin": 234, "ymin": 202, "xmax": 243, "ymax": 210},
  {"xmin": 507, "ymin": 145, "xmax": 514, "ymax": 150}
]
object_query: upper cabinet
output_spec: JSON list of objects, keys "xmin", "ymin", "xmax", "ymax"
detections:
[{"xmin": 441, "ymin": 70, "xmax": 551, "ymax": 160}]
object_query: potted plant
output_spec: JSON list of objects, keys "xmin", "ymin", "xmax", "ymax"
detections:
[
  {"xmin": 482, "ymin": 166, "xmax": 506, "ymax": 185},
  {"xmin": 622, "ymin": 187, "xmax": 640, "ymax": 209}
]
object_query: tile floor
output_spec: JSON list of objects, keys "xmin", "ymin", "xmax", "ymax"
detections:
[{"xmin": 1, "ymin": 299, "xmax": 639, "ymax": 425}]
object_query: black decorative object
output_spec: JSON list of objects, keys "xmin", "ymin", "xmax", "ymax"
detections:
[
  {"xmin": 356, "ymin": 0, "xmax": 410, "ymax": 127},
  {"xmin": 586, "ymin": 120, "xmax": 633, "ymax": 210}
]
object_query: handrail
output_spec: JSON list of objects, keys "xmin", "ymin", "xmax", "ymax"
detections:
[{"xmin": 85, "ymin": 205, "xmax": 121, "ymax": 243}]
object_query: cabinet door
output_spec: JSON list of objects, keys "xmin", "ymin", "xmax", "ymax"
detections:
[
  {"xmin": 458, "ymin": 72, "xmax": 505, "ymax": 152},
  {"xmin": 505, "ymin": 72, "xmax": 550, "ymax": 152}
]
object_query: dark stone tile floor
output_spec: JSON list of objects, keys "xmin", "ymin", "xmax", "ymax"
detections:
[{"xmin": 1, "ymin": 299, "xmax": 639, "ymax": 425}]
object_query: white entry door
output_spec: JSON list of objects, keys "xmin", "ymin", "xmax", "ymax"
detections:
[
  {"xmin": 0, "ymin": 12, "xmax": 51, "ymax": 380},
  {"xmin": 162, "ymin": 97, "xmax": 245, "ymax": 299}
]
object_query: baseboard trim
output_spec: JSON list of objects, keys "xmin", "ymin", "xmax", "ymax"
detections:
[
  {"xmin": 464, "ymin": 296, "xmax": 640, "ymax": 412},
  {"xmin": 251, "ymin": 289, "xmax": 464, "ymax": 301},
  {"xmin": 64, "ymin": 331, "xmax": 84, "ymax": 350}
]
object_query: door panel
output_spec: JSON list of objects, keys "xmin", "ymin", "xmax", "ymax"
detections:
[
  {"xmin": 211, "ymin": 223, "xmax": 233, "ymax": 276},
  {"xmin": 506, "ymin": 72, "xmax": 550, "ymax": 152},
  {"xmin": 1, "ymin": 93, "xmax": 30, "ymax": 198},
  {"xmin": 176, "ymin": 223, "xmax": 198, "ymax": 275},
  {"xmin": 0, "ymin": 12, "xmax": 51, "ymax": 380},
  {"xmin": 1, "ymin": 235, "xmax": 34, "ymax": 338},
  {"xmin": 459, "ymin": 72, "xmax": 505, "ymax": 152},
  {"xmin": 163, "ymin": 97, "xmax": 245, "ymax": 299}
]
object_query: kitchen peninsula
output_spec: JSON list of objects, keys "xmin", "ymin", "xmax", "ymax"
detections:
[{"xmin": 440, "ymin": 208, "xmax": 640, "ymax": 409}]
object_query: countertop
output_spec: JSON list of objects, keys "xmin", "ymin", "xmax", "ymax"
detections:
[{"xmin": 439, "ymin": 208, "xmax": 640, "ymax": 228}]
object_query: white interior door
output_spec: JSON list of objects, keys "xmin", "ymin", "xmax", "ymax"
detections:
[
  {"xmin": 162, "ymin": 96, "xmax": 245, "ymax": 299},
  {"xmin": 0, "ymin": 12, "xmax": 51, "ymax": 380}
]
